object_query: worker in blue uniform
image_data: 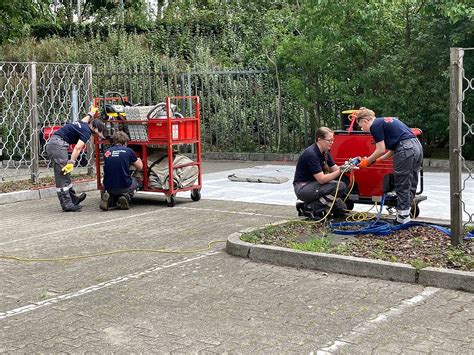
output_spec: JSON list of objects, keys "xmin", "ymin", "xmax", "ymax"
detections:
[
  {"xmin": 355, "ymin": 107, "xmax": 423, "ymax": 224},
  {"xmin": 100, "ymin": 131, "xmax": 143, "ymax": 211},
  {"xmin": 45, "ymin": 108, "xmax": 104, "ymax": 212},
  {"xmin": 293, "ymin": 127, "xmax": 347, "ymax": 218}
]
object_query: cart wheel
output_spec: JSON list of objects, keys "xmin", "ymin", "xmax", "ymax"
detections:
[
  {"xmin": 191, "ymin": 189, "xmax": 201, "ymax": 202},
  {"xmin": 345, "ymin": 200, "xmax": 354, "ymax": 211},
  {"xmin": 166, "ymin": 195, "xmax": 176, "ymax": 207},
  {"xmin": 410, "ymin": 203, "xmax": 420, "ymax": 218}
]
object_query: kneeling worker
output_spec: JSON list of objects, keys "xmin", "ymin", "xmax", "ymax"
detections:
[
  {"xmin": 100, "ymin": 131, "xmax": 143, "ymax": 211},
  {"xmin": 293, "ymin": 127, "xmax": 347, "ymax": 218}
]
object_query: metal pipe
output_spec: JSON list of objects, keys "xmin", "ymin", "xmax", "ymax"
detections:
[{"xmin": 28, "ymin": 62, "xmax": 39, "ymax": 183}]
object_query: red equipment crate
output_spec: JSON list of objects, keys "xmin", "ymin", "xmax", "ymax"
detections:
[{"xmin": 148, "ymin": 119, "xmax": 197, "ymax": 141}]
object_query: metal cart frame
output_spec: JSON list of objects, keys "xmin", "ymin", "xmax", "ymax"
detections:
[{"xmin": 94, "ymin": 95, "xmax": 202, "ymax": 207}]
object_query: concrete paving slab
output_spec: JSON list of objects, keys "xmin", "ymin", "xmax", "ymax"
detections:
[
  {"xmin": 0, "ymin": 160, "xmax": 473, "ymax": 352},
  {"xmin": 0, "ymin": 192, "xmax": 473, "ymax": 352}
]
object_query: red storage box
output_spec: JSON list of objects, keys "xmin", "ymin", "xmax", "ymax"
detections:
[{"xmin": 148, "ymin": 119, "xmax": 197, "ymax": 140}]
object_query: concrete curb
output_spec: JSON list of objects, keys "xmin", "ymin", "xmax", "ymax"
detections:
[
  {"xmin": 226, "ymin": 226, "xmax": 474, "ymax": 293},
  {"xmin": 0, "ymin": 180, "xmax": 97, "ymax": 205},
  {"xmin": 419, "ymin": 267, "xmax": 474, "ymax": 293}
]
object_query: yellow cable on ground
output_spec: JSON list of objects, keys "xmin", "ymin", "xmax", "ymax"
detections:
[
  {"xmin": 0, "ymin": 240, "xmax": 227, "ymax": 263},
  {"xmin": 297, "ymin": 166, "xmax": 395, "ymax": 224}
]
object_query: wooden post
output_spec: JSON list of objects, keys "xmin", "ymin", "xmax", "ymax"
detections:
[{"xmin": 449, "ymin": 47, "xmax": 463, "ymax": 246}]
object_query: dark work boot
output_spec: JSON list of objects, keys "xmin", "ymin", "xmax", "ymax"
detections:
[
  {"xmin": 57, "ymin": 191, "xmax": 81, "ymax": 212},
  {"xmin": 304, "ymin": 201, "xmax": 327, "ymax": 220},
  {"xmin": 296, "ymin": 201, "xmax": 305, "ymax": 216},
  {"xmin": 332, "ymin": 198, "xmax": 347, "ymax": 217},
  {"xmin": 117, "ymin": 194, "xmax": 130, "ymax": 210},
  {"xmin": 100, "ymin": 192, "xmax": 110, "ymax": 211},
  {"xmin": 69, "ymin": 187, "xmax": 86, "ymax": 205}
]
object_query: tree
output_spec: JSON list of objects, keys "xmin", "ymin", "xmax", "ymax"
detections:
[{"xmin": 0, "ymin": 0, "xmax": 54, "ymax": 44}]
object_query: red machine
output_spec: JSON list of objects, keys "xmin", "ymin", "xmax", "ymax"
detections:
[
  {"xmin": 94, "ymin": 94, "xmax": 202, "ymax": 207},
  {"xmin": 330, "ymin": 110, "xmax": 426, "ymax": 217}
]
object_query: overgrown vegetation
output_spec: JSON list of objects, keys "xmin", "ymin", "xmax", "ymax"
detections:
[
  {"xmin": 0, "ymin": 1, "xmax": 473, "ymax": 156},
  {"xmin": 241, "ymin": 221, "xmax": 474, "ymax": 271}
]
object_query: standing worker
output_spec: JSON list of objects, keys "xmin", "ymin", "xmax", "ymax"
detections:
[
  {"xmin": 100, "ymin": 131, "xmax": 143, "ymax": 211},
  {"xmin": 293, "ymin": 127, "xmax": 347, "ymax": 218},
  {"xmin": 355, "ymin": 107, "xmax": 423, "ymax": 224},
  {"xmin": 45, "ymin": 107, "xmax": 105, "ymax": 212}
]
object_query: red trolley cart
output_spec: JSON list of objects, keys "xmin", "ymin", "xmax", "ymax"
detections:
[{"xmin": 94, "ymin": 95, "xmax": 202, "ymax": 207}]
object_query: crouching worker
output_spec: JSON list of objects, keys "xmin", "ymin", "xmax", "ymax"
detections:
[
  {"xmin": 293, "ymin": 127, "xmax": 347, "ymax": 219},
  {"xmin": 45, "ymin": 108, "xmax": 104, "ymax": 212},
  {"xmin": 100, "ymin": 131, "xmax": 143, "ymax": 211}
]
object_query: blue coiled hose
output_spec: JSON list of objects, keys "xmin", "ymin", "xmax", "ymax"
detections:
[{"xmin": 329, "ymin": 193, "xmax": 474, "ymax": 240}]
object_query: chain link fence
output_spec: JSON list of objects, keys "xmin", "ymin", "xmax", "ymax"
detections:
[
  {"xmin": 0, "ymin": 62, "xmax": 93, "ymax": 182},
  {"xmin": 95, "ymin": 64, "xmax": 343, "ymax": 154},
  {"xmin": 1, "ymin": 62, "xmax": 343, "ymax": 183},
  {"xmin": 450, "ymin": 47, "xmax": 474, "ymax": 245}
]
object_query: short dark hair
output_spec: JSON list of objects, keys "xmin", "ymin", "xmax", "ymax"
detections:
[
  {"xmin": 112, "ymin": 130, "xmax": 130, "ymax": 145},
  {"xmin": 91, "ymin": 118, "xmax": 105, "ymax": 133}
]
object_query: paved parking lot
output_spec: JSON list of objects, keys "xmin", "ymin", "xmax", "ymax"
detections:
[{"xmin": 1, "ymin": 161, "xmax": 473, "ymax": 353}]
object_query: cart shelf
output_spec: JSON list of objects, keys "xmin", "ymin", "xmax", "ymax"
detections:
[{"xmin": 94, "ymin": 96, "xmax": 202, "ymax": 207}]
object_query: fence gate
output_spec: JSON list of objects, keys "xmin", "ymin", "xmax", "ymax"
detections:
[{"xmin": 0, "ymin": 62, "xmax": 93, "ymax": 182}]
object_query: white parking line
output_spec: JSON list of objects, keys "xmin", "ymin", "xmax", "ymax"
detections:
[
  {"xmin": 0, "ymin": 210, "xmax": 164, "ymax": 246},
  {"xmin": 0, "ymin": 251, "xmax": 220, "ymax": 320},
  {"xmin": 1, "ymin": 206, "xmax": 290, "ymax": 246},
  {"xmin": 316, "ymin": 287, "xmax": 440, "ymax": 354}
]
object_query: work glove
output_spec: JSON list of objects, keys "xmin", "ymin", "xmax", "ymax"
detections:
[
  {"xmin": 88, "ymin": 106, "xmax": 99, "ymax": 118},
  {"xmin": 358, "ymin": 158, "xmax": 372, "ymax": 168},
  {"xmin": 62, "ymin": 160, "xmax": 75, "ymax": 175}
]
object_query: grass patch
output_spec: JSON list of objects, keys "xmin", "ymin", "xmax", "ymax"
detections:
[
  {"xmin": 410, "ymin": 258, "xmax": 430, "ymax": 270},
  {"xmin": 241, "ymin": 232, "xmax": 259, "ymax": 244},
  {"xmin": 289, "ymin": 237, "xmax": 332, "ymax": 252},
  {"xmin": 446, "ymin": 247, "xmax": 474, "ymax": 270}
]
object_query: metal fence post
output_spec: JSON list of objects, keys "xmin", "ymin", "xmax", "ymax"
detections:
[
  {"xmin": 28, "ymin": 62, "xmax": 39, "ymax": 183},
  {"xmin": 449, "ymin": 47, "xmax": 463, "ymax": 246},
  {"xmin": 71, "ymin": 84, "xmax": 79, "ymax": 121},
  {"xmin": 85, "ymin": 64, "xmax": 95, "ymax": 176}
]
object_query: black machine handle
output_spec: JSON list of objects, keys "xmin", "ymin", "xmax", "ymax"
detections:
[{"xmin": 103, "ymin": 91, "xmax": 133, "ymax": 107}]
